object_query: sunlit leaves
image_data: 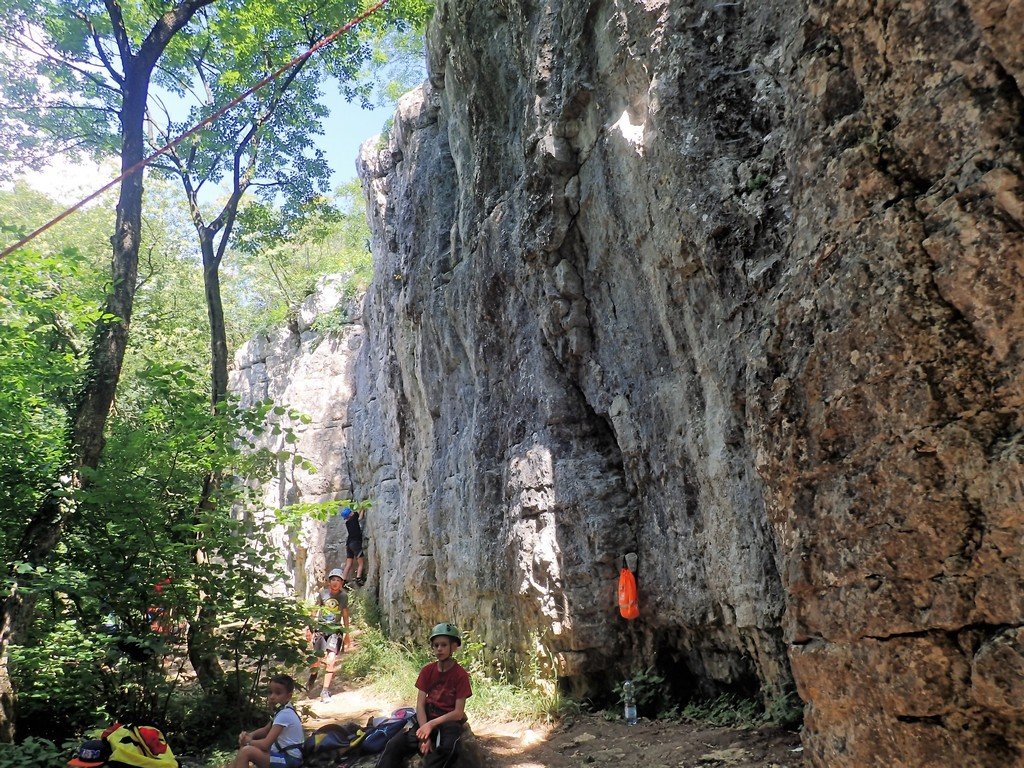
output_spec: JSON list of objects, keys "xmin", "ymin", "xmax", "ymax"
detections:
[{"xmin": 0, "ymin": 244, "xmax": 100, "ymax": 548}]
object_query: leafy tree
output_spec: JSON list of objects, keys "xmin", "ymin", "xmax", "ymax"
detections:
[
  {"xmin": 0, "ymin": 244, "xmax": 99, "ymax": 565},
  {"xmin": 11, "ymin": 357, "xmax": 311, "ymax": 744},
  {"xmin": 0, "ymin": 0, "xmax": 219, "ymax": 739},
  {"xmin": 359, "ymin": 25, "xmax": 427, "ymax": 108},
  {"xmin": 0, "ymin": 212, "xmax": 110, "ymax": 736},
  {"xmin": 150, "ymin": 0, "xmax": 430, "ymax": 407},
  {"xmin": 146, "ymin": 2, "xmax": 427, "ymax": 691},
  {"xmin": 1, "ymin": 188, "xmax": 319, "ymax": 747},
  {"xmin": 225, "ymin": 180, "xmax": 373, "ymax": 341},
  {"xmin": 0, "ymin": 0, "xmax": 430, "ymax": 736}
]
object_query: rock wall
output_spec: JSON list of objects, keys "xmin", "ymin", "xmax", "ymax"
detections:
[
  {"xmin": 349, "ymin": 0, "xmax": 1024, "ymax": 765},
  {"xmin": 229, "ymin": 277, "xmax": 364, "ymax": 598}
]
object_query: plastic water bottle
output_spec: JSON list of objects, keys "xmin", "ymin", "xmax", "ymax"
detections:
[{"xmin": 623, "ymin": 679, "xmax": 638, "ymax": 725}]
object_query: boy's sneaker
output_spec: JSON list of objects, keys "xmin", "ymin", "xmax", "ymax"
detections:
[
  {"xmin": 320, "ymin": 690, "xmax": 331, "ymax": 702},
  {"xmin": 343, "ymin": 582, "xmax": 353, "ymax": 592}
]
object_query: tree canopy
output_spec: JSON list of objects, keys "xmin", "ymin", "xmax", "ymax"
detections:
[{"xmin": 0, "ymin": 0, "xmax": 430, "ymax": 748}]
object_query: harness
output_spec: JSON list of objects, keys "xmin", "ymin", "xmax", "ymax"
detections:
[{"xmin": 272, "ymin": 704, "xmax": 304, "ymax": 759}]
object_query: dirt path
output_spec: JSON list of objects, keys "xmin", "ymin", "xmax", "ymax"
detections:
[{"xmin": 300, "ymin": 686, "xmax": 806, "ymax": 768}]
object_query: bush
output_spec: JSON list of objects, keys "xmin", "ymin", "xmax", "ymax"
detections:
[
  {"xmin": 612, "ymin": 667, "xmax": 678, "ymax": 720},
  {"xmin": 0, "ymin": 737, "xmax": 69, "ymax": 768},
  {"xmin": 680, "ymin": 694, "xmax": 761, "ymax": 727},
  {"xmin": 8, "ymin": 364, "xmax": 315, "ymax": 749}
]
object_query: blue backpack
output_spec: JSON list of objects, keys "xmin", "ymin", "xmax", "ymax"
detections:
[{"xmin": 358, "ymin": 707, "xmax": 417, "ymax": 754}]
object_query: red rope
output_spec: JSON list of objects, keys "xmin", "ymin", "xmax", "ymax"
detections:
[{"xmin": 0, "ymin": 0, "xmax": 390, "ymax": 260}]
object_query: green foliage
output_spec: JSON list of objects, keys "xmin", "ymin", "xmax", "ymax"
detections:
[
  {"xmin": 746, "ymin": 173, "xmax": 770, "ymax": 192},
  {"xmin": 128, "ymin": 182, "xmax": 211, "ymax": 373},
  {"xmin": 342, "ymin": 624, "xmax": 426, "ymax": 703},
  {"xmin": 8, "ymin": 352, "xmax": 310, "ymax": 743},
  {"xmin": 680, "ymin": 694, "xmax": 761, "ymax": 728},
  {"xmin": 358, "ymin": 25, "xmax": 428, "ymax": 109},
  {"xmin": 309, "ymin": 305, "xmax": 354, "ymax": 336},
  {"xmin": 0, "ymin": 243, "xmax": 102, "ymax": 559},
  {"xmin": 761, "ymin": 686, "xmax": 803, "ymax": 727},
  {"xmin": 0, "ymin": 183, "xmax": 114, "ymax": 264},
  {"xmin": 0, "ymin": 0, "xmax": 430, "ymax": 177},
  {"xmin": 226, "ymin": 183, "xmax": 374, "ymax": 344},
  {"xmin": 612, "ymin": 667, "xmax": 678, "ymax": 721},
  {"xmin": 0, "ymin": 736, "xmax": 69, "ymax": 768},
  {"xmin": 276, "ymin": 497, "xmax": 370, "ymax": 533},
  {"xmin": 606, "ymin": 667, "xmax": 802, "ymax": 728}
]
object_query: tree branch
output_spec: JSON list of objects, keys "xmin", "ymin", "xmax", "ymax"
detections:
[
  {"xmin": 7, "ymin": 36, "xmax": 121, "ymax": 95},
  {"xmin": 76, "ymin": 10, "xmax": 125, "ymax": 85},
  {"xmin": 137, "ymin": 0, "xmax": 219, "ymax": 74},
  {"xmin": 102, "ymin": 0, "xmax": 134, "ymax": 64},
  {"xmin": 152, "ymin": 60, "xmax": 207, "ymax": 104},
  {"xmin": 191, "ymin": 43, "xmax": 214, "ymax": 105},
  {"xmin": 166, "ymin": 148, "xmax": 208, "ymax": 234},
  {"xmin": 21, "ymin": 102, "xmax": 117, "ymax": 115}
]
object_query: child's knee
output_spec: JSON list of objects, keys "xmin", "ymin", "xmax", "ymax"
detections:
[{"xmin": 236, "ymin": 745, "xmax": 262, "ymax": 767}]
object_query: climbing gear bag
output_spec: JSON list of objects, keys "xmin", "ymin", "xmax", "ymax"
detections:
[
  {"xmin": 359, "ymin": 706, "xmax": 417, "ymax": 753},
  {"xmin": 297, "ymin": 721, "xmax": 366, "ymax": 767},
  {"xmin": 618, "ymin": 565, "xmax": 639, "ymax": 620},
  {"xmin": 102, "ymin": 723, "xmax": 178, "ymax": 768}
]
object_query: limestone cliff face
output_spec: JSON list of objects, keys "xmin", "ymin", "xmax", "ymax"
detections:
[
  {"xmin": 229, "ymin": 278, "xmax": 364, "ymax": 598},
  {"xmin": 349, "ymin": 0, "xmax": 1024, "ymax": 765}
]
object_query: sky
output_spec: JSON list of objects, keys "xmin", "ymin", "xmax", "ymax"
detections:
[{"xmin": 23, "ymin": 85, "xmax": 398, "ymax": 205}]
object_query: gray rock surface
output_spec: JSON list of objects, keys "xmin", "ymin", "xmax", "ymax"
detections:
[
  {"xmin": 347, "ymin": 0, "xmax": 1024, "ymax": 765},
  {"xmin": 229, "ymin": 276, "xmax": 364, "ymax": 597},
  {"xmin": 232, "ymin": 0, "xmax": 1023, "ymax": 764},
  {"xmin": 353, "ymin": 0, "xmax": 795, "ymax": 705}
]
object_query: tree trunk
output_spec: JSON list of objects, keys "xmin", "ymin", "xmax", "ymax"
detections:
[
  {"xmin": 0, "ymin": 72, "xmax": 152, "ymax": 740},
  {"xmin": 186, "ymin": 485, "xmax": 224, "ymax": 693},
  {"xmin": 183, "ymin": 234, "xmax": 228, "ymax": 693},
  {"xmin": 203, "ymin": 238, "xmax": 230, "ymax": 408}
]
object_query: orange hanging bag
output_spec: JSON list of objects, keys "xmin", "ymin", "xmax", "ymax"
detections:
[{"xmin": 618, "ymin": 563, "xmax": 639, "ymax": 620}]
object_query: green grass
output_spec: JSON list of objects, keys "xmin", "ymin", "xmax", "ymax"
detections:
[{"xmin": 341, "ymin": 594, "xmax": 563, "ymax": 725}]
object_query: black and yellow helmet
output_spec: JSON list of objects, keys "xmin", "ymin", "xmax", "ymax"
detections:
[{"xmin": 429, "ymin": 622, "xmax": 461, "ymax": 642}]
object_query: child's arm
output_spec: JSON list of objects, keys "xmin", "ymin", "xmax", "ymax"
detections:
[
  {"xmin": 414, "ymin": 690, "xmax": 431, "ymax": 754},
  {"xmin": 341, "ymin": 606, "xmax": 350, "ymax": 650},
  {"xmin": 239, "ymin": 719, "xmax": 275, "ymax": 748},
  {"xmin": 433, "ymin": 697, "xmax": 467, "ymax": 727},
  {"xmin": 244, "ymin": 723, "xmax": 284, "ymax": 752},
  {"xmin": 415, "ymin": 696, "xmax": 467, "ymax": 745}
]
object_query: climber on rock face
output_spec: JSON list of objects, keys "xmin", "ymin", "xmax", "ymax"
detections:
[{"xmin": 340, "ymin": 506, "xmax": 366, "ymax": 587}]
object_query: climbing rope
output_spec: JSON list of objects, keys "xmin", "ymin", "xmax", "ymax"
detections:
[{"xmin": 0, "ymin": 0, "xmax": 391, "ymax": 260}]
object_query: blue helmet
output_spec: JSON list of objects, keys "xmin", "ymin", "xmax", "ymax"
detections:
[{"xmin": 341, "ymin": 506, "xmax": 353, "ymax": 519}]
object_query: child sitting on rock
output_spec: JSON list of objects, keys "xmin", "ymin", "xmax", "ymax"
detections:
[
  {"xmin": 233, "ymin": 674, "xmax": 304, "ymax": 768},
  {"xmin": 376, "ymin": 622, "xmax": 472, "ymax": 768}
]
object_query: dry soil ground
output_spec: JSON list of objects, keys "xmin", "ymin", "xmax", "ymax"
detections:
[{"xmin": 301, "ymin": 686, "xmax": 806, "ymax": 768}]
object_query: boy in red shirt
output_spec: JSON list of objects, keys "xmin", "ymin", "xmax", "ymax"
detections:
[{"xmin": 377, "ymin": 622, "xmax": 472, "ymax": 768}]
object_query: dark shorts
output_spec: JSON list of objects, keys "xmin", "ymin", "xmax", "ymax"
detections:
[
  {"xmin": 313, "ymin": 632, "xmax": 342, "ymax": 654},
  {"xmin": 346, "ymin": 538, "xmax": 364, "ymax": 559}
]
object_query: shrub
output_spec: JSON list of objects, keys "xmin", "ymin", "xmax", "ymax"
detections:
[{"xmin": 0, "ymin": 737, "xmax": 68, "ymax": 768}]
